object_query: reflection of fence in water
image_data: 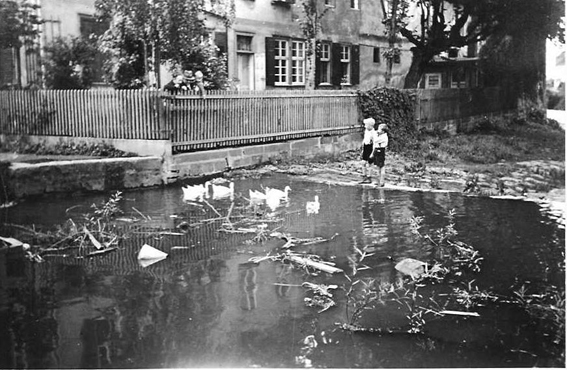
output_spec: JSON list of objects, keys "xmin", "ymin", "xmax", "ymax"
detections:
[{"xmin": 36, "ymin": 206, "xmax": 319, "ymax": 281}]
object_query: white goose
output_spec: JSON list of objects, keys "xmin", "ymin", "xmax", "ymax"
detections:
[
  {"xmin": 211, "ymin": 182, "xmax": 234, "ymax": 199},
  {"xmin": 182, "ymin": 181, "xmax": 210, "ymax": 201},
  {"xmin": 266, "ymin": 196, "xmax": 281, "ymax": 212},
  {"xmin": 306, "ymin": 195, "xmax": 320, "ymax": 214},
  {"xmin": 265, "ymin": 185, "xmax": 291, "ymax": 200},
  {"xmin": 249, "ymin": 189, "xmax": 267, "ymax": 201}
]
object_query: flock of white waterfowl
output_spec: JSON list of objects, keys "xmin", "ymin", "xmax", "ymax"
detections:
[{"xmin": 181, "ymin": 181, "xmax": 320, "ymax": 214}]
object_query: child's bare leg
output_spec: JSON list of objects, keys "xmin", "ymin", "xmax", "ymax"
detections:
[
  {"xmin": 373, "ymin": 166, "xmax": 381, "ymax": 185},
  {"xmin": 380, "ymin": 167, "xmax": 386, "ymax": 186}
]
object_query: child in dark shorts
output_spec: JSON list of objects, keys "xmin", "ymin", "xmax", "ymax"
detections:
[
  {"xmin": 371, "ymin": 123, "xmax": 389, "ymax": 186},
  {"xmin": 360, "ymin": 118, "xmax": 377, "ymax": 183}
]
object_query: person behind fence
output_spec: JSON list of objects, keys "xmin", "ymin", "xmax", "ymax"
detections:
[
  {"xmin": 183, "ymin": 70, "xmax": 196, "ymax": 91},
  {"xmin": 164, "ymin": 74, "xmax": 188, "ymax": 94},
  {"xmin": 360, "ymin": 117, "xmax": 377, "ymax": 184},
  {"xmin": 372, "ymin": 123, "xmax": 389, "ymax": 187},
  {"xmin": 194, "ymin": 70, "xmax": 206, "ymax": 98}
]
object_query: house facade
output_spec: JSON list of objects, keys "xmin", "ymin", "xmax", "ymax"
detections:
[
  {"xmin": 2, "ymin": 0, "xmax": 486, "ymax": 91},
  {"xmin": 0, "ymin": 0, "xmax": 106, "ymax": 89}
]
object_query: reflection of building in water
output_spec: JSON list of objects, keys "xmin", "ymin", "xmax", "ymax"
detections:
[
  {"xmin": 2, "ymin": 197, "xmax": 363, "ymax": 368},
  {"xmin": 239, "ymin": 263, "xmax": 258, "ymax": 310},
  {"xmin": 80, "ymin": 318, "xmax": 112, "ymax": 368}
]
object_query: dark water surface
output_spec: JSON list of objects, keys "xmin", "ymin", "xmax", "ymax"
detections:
[{"xmin": 0, "ymin": 174, "xmax": 564, "ymax": 368}]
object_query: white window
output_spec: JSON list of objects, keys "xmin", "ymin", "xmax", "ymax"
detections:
[
  {"xmin": 275, "ymin": 40, "xmax": 288, "ymax": 85},
  {"xmin": 425, "ymin": 73, "xmax": 442, "ymax": 89},
  {"xmin": 291, "ymin": 41, "xmax": 305, "ymax": 85},
  {"xmin": 319, "ymin": 43, "xmax": 331, "ymax": 84},
  {"xmin": 340, "ymin": 45, "xmax": 351, "ymax": 85},
  {"xmin": 274, "ymin": 39, "xmax": 305, "ymax": 86},
  {"xmin": 350, "ymin": 0, "xmax": 359, "ymax": 9}
]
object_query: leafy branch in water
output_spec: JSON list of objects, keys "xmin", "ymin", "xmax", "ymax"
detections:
[
  {"xmin": 90, "ymin": 191, "xmax": 124, "ymax": 222},
  {"xmin": 341, "ymin": 209, "xmax": 483, "ymax": 334}
]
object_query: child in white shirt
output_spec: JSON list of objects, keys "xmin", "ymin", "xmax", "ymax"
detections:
[
  {"xmin": 360, "ymin": 118, "xmax": 377, "ymax": 183},
  {"xmin": 371, "ymin": 123, "xmax": 389, "ymax": 186}
]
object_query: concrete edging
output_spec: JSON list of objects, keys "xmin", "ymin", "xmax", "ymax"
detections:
[{"xmin": 2, "ymin": 133, "xmax": 363, "ymax": 199}]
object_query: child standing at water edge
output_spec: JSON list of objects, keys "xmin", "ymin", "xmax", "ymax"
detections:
[
  {"xmin": 372, "ymin": 123, "xmax": 389, "ymax": 186},
  {"xmin": 360, "ymin": 118, "xmax": 377, "ymax": 184}
]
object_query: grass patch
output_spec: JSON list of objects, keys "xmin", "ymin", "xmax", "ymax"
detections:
[{"xmin": 406, "ymin": 118, "xmax": 565, "ymax": 165}]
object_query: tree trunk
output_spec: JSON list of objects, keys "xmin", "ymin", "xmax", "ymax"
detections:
[
  {"xmin": 305, "ymin": 38, "xmax": 316, "ymax": 90},
  {"xmin": 385, "ymin": 0, "xmax": 399, "ymax": 86},
  {"xmin": 403, "ymin": 48, "xmax": 426, "ymax": 89}
]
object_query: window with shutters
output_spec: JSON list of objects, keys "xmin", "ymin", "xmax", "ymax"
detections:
[
  {"xmin": 350, "ymin": 0, "xmax": 359, "ymax": 9},
  {"xmin": 272, "ymin": 39, "xmax": 305, "ymax": 86},
  {"xmin": 291, "ymin": 41, "xmax": 305, "ymax": 85},
  {"xmin": 319, "ymin": 43, "xmax": 331, "ymax": 85},
  {"xmin": 340, "ymin": 45, "xmax": 351, "ymax": 85},
  {"xmin": 274, "ymin": 40, "xmax": 289, "ymax": 85}
]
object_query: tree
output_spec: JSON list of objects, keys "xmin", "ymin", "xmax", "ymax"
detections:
[
  {"xmin": 391, "ymin": 0, "xmax": 498, "ymax": 88},
  {"xmin": 479, "ymin": 0, "xmax": 565, "ymax": 111},
  {"xmin": 43, "ymin": 37, "xmax": 98, "ymax": 89},
  {"xmin": 391, "ymin": 0, "xmax": 564, "ymax": 96},
  {"xmin": 298, "ymin": 0, "xmax": 329, "ymax": 90},
  {"xmin": 0, "ymin": 0, "xmax": 41, "ymax": 50},
  {"xmin": 0, "ymin": 0, "xmax": 42, "ymax": 88},
  {"xmin": 95, "ymin": 0, "xmax": 233, "ymax": 89}
]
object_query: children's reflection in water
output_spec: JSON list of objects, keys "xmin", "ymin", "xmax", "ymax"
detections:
[
  {"xmin": 275, "ymin": 264, "xmax": 293, "ymax": 298},
  {"xmin": 239, "ymin": 262, "xmax": 258, "ymax": 311}
]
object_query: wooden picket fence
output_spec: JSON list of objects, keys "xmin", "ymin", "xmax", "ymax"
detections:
[
  {"xmin": 0, "ymin": 89, "xmax": 167, "ymax": 140},
  {"xmin": 0, "ymin": 87, "xmax": 510, "ymax": 154},
  {"xmin": 0, "ymin": 89, "xmax": 360, "ymax": 153},
  {"xmin": 164, "ymin": 90, "xmax": 359, "ymax": 152}
]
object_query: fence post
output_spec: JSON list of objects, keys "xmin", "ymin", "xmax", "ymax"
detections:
[{"xmin": 156, "ymin": 92, "xmax": 170, "ymax": 141}]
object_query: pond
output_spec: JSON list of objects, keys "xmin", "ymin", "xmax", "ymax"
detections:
[{"xmin": 0, "ymin": 173, "xmax": 564, "ymax": 368}]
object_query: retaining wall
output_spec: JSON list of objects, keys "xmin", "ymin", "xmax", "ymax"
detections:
[
  {"xmin": 6, "ymin": 157, "xmax": 164, "ymax": 199},
  {"xmin": 171, "ymin": 133, "xmax": 361, "ymax": 179},
  {"xmin": 2, "ymin": 132, "xmax": 362, "ymax": 199}
]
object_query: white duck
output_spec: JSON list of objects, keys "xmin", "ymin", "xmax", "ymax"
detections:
[
  {"xmin": 265, "ymin": 185, "xmax": 291, "ymax": 200},
  {"xmin": 182, "ymin": 181, "xmax": 210, "ymax": 201},
  {"xmin": 249, "ymin": 189, "xmax": 267, "ymax": 201},
  {"xmin": 211, "ymin": 181, "xmax": 234, "ymax": 199},
  {"xmin": 306, "ymin": 195, "xmax": 320, "ymax": 214},
  {"xmin": 266, "ymin": 196, "xmax": 281, "ymax": 212}
]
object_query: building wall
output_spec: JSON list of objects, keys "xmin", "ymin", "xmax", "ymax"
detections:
[
  {"xmin": 40, "ymin": 0, "xmax": 96, "ymax": 43},
  {"xmin": 222, "ymin": 0, "xmax": 413, "ymax": 91}
]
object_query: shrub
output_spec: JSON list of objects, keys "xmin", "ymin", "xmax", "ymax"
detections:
[
  {"xmin": 43, "ymin": 37, "xmax": 98, "ymax": 89},
  {"xmin": 357, "ymin": 87, "xmax": 418, "ymax": 153}
]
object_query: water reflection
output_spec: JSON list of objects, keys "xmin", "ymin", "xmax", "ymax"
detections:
[{"xmin": 0, "ymin": 175, "xmax": 564, "ymax": 368}]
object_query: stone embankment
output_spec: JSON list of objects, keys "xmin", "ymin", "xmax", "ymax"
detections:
[
  {"xmin": 1, "ymin": 142, "xmax": 564, "ymax": 226},
  {"xmin": 238, "ymin": 153, "xmax": 565, "ymax": 226}
]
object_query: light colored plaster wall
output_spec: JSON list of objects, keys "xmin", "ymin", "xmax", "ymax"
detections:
[
  {"xmin": 234, "ymin": 0, "xmax": 298, "ymax": 26},
  {"xmin": 319, "ymin": 2, "xmax": 361, "ymax": 42},
  {"xmin": 359, "ymin": 0, "xmax": 387, "ymax": 37},
  {"xmin": 229, "ymin": 0, "xmax": 304, "ymax": 90},
  {"xmin": 40, "ymin": 0, "xmax": 96, "ymax": 43}
]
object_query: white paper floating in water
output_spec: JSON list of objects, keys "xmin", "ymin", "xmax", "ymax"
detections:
[
  {"xmin": 137, "ymin": 244, "xmax": 168, "ymax": 267},
  {"xmin": 0, "ymin": 236, "xmax": 30, "ymax": 250},
  {"xmin": 395, "ymin": 258, "xmax": 427, "ymax": 279}
]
